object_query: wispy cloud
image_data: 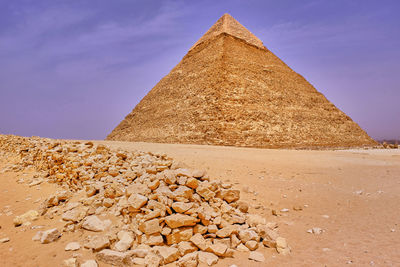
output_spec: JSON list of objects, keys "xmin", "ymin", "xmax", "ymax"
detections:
[{"xmin": 0, "ymin": 1, "xmax": 190, "ymax": 76}]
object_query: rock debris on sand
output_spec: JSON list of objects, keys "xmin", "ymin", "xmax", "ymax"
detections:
[{"xmin": 0, "ymin": 134, "xmax": 290, "ymax": 266}]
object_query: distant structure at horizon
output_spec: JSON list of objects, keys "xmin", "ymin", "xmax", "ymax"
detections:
[{"xmin": 107, "ymin": 13, "xmax": 377, "ymax": 149}]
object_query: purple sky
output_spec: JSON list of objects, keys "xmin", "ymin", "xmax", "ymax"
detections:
[{"xmin": 1, "ymin": 0, "xmax": 399, "ymax": 140}]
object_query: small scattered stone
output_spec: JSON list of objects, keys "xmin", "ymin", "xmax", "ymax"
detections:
[
  {"xmin": 13, "ymin": 210, "xmax": 39, "ymax": 226},
  {"xmin": 236, "ymin": 243, "xmax": 249, "ymax": 252},
  {"xmin": 276, "ymin": 237, "xmax": 290, "ymax": 255},
  {"xmin": 198, "ymin": 251, "xmax": 218, "ymax": 266},
  {"xmin": 139, "ymin": 219, "xmax": 161, "ymax": 235},
  {"xmin": 249, "ymin": 251, "xmax": 265, "ymax": 262},
  {"xmin": 293, "ymin": 205, "xmax": 303, "ymax": 211},
  {"xmin": 82, "ymin": 216, "xmax": 110, "ymax": 232},
  {"xmin": 131, "ymin": 248, "xmax": 149, "ymax": 258},
  {"xmin": 114, "ymin": 231, "xmax": 134, "ymax": 252},
  {"xmin": 155, "ymin": 246, "xmax": 180, "ymax": 264},
  {"xmin": 144, "ymin": 252, "xmax": 162, "ymax": 267},
  {"xmin": 65, "ymin": 242, "xmax": 80, "ymax": 251},
  {"xmin": 208, "ymin": 243, "xmax": 228, "ymax": 256},
  {"xmin": 63, "ymin": 258, "xmax": 78, "ymax": 267},
  {"xmin": 177, "ymin": 252, "xmax": 198, "ymax": 267},
  {"xmin": 96, "ymin": 249, "xmax": 131, "ymax": 266},
  {"xmin": 307, "ymin": 227, "xmax": 323, "ymax": 235},
  {"xmin": 190, "ymin": 233, "xmax": 208, "ymax": 251},
  {"xmin": 245, "ymin": 240, "xmax": 258, "ymax": 251},
  {"xmin": 165, "ymin": 214, "xmax": 198, "ymax": 228},
  {"xmin": 0, "ymin": 237, "xmax": 10, "ymax": 243},
  {"xmin": 40, "ymin": 228, "xmax": 61, "ymax": 244},
  {"xmin": 84, "ymin": 235, "xmax": 110, "ymax": 252},
  {"xmin": 127, "ymin": 193, "xmax": 148, "ymax": 210},
  {"xmin": 80, "ymin": 260, "xmax": 98, "ymax": 267}
]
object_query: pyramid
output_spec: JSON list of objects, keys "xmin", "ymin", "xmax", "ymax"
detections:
[{"xmin": 107, "ymin": 14, "xmax": 377, "ymax": 148}]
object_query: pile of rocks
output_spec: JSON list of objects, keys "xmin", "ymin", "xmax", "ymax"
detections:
[
  {"xmin": 382, "ymin": 142, "xmax": 399, "ymax": 149},
  {"xmin": 0, "ymin": 134, "xmax": 290, "ymax": 266}
]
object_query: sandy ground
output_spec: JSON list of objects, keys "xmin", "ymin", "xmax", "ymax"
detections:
[{"xmin": 1, "ymin": 141, "xmax": 400, "ymax": 266}]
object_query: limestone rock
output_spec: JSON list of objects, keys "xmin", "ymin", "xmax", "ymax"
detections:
[
  {"xmin": 82, "ymin": 216, "xmax": 110, "ymax": 232},
  {"xmin": 114, "ymin": 231, "xmax": 134, "ymax": 252},
  {"xmin": 139, "ymin": 218, "xmax": 161, "ymax": 235},
  {"xmin": 84, "ymin": 235, "xmax": 110, "ymax": 252},
  {"xmin": 96, "ymin": 249, "xmax": 131, "ymax": 266},
  {"xmin": 0, "ymin": 237, "xmax": 10, "ymax": 243},
  {"xmin": 126, "ymin": 183, "xmax": 151, "ymax": 196},
  {"xmin": 178, "ymin": 241, "xmax": 198, "ymax": 256},
  {"xmin": 165, "ymin": 214, "xmax": 198, "ymax": 228},
  {"xmin": 130, "ymin": 248, "xmax": 149, "ymax": 258},
  {"xmin": 63, "ymin": 258, "xmax": 78, "ymax": 267},
  {"xmin": 65, "ymin": 242, "xmax": 80, "ymax": 251},
  {"xmin": 246, "ymin": 214, "xmax": 266, "ymax": 227},
  {"xmin": 154, "ymin": 246, "xmax": 180, "ymax": 264},
  {"xmin": 144, "ymin": 252, "xmax": 162, "ymax": 267},
  {"xmin": 132, "ymin": 258, "xmax": 146, "ymax": 265},
  {"xmin": 230, "ymin": 234, "xmax": 241, "ymax": 248},
  {"xmin": 127, "ymin": 193, "xmax": 148, "ymax": 210},
  {"xmin": 216, "ymin": 224, "xmax": 238, "ymax": 238},
  {"xmin": 186, "ymin": 178, "xmax": 199, "ymax": 189},
  {"xmin": 237, "ymin": 201, "xmax": 249, "ymax": 213},
  {"xmin": 13, "ymin": 210, "xmax": 39, "ymax": 226},
  {"xmin": 166, "ymin": 227, "xmax": 193, "ymax": 245},
  {"xmin": 192, "ymin": 225, "xmax": 206, "ymax": 235},
  {"xmin": 103, "ymin": 198, "xmax": 114, "ymax": 208},
  {"xmin": 62, "ymin": 207, "xmax": 87, "ymax": 222},
  {"xmin": 276, "ymin": 237, "xmax": 290, "ymax": 255},
  {"xmin": 177, "ymin": 252, "xmax": 198, "ymax": 267},
  {"xmin": 80, "ymin": 260, "xmax": 98, "ymax": 267},
  {"xmin": 245, "ymin": 240, "xmax": 258, "ymax": 251},
  {"xmin": 190, "ymin": 233, "xmax": 208, "ymax": 251},
  {"xmin": 221, "ymin": 189, "xmax": 240, "ymax": 203},
  {"xmin": 236, "ymin": 243, "xmax": 249, "ymax": 252},
  {"xmin": 192, "ymin": 170, "xmax": 206, "ymax": 178},
  {"xmin": 249, "ymin": 251, "xmax": 265, "ymax": 262},
  {"xmin": 307, "ymin": 227, "xmax": 323, "ymax": 235},
  {"xmin": 238, "ymin": 229, "xmax": 259, "ymax": 243},
  {"xmin": 142, "ymin": 234, "xmax": 164, "ymax": 246},
  {"xmin": 40, "ymin": 228, "xmax": 61, "ymax": 244},
  {"xmin": 208, "ymin": 243, "xmax": 228, "ymax": 256},
  {"xmin": 198, "ymin": 251, "xmax": 218, "ymax": 266},
  {"xmin": 171, "ymin": 202, "xmax": 193, "ymax": 213},
  {"xmin": 196, "ymin": 184, "xmax": 215, "ymax": 200},
  {"xmin": 172, "ymin": 186, "xmax": 193, "ymax": 201}
]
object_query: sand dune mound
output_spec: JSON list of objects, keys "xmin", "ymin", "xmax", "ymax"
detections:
[
  {"xmin": 0, "ymin": 134, "xmax": 288, "ymax": 266},
  {"xmin": 107, "ymin": 13, "xmax": 377, "ymax": 149}
]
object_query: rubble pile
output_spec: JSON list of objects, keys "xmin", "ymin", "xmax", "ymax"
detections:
[{"xmin": 0, "ymin": 134, "xmax": 290, "ymax": 266}]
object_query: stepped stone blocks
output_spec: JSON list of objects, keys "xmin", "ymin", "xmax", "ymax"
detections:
[{"xmin": 107, "ymin": 14, "xmax": 376, "ymax": 149}]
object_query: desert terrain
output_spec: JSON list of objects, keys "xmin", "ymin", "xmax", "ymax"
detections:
[{"xmin": 1, "ymin": 137, "xmax": 399, "ymax": 266}]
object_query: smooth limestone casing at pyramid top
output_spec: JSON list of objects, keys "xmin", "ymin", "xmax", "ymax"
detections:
[{"xmin": 107, "ymin": 14, "xmax": 377, "ymax": 149}]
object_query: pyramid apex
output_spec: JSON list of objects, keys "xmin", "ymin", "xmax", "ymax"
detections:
[
  {"xmin": 221, "ymin": 13, "xmax": 233, "ymax": 17},
  {"xmin": 190, "ymin": 13, "xmax": 266, "ymax": 51}
]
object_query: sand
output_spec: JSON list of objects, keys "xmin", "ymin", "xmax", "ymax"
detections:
[{"xmin": 1, "ymin": 141, "xmax": 399, "ymax": 266}]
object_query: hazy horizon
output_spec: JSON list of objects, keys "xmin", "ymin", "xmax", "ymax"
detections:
[{"xmin": 0, "ymin": 0, "xmax": 399, "ymax": 140}]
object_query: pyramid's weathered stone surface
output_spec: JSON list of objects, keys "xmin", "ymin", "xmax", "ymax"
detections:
[
  {"xmin": 107, "ymin": 14, "xmax": 377, "ymax": 148},
  {"xmin": 190, "ymin": 13, "xmax": 265, "ymax": 50}
]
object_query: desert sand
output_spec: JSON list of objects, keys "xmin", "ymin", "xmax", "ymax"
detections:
[{"xmin": 1, "ymin": 139, "xmax": 399, "ymax": 266}]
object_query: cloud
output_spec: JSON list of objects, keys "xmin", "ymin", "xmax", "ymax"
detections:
[{"xmin": 0, "ymin": 1, "xmax": 190, "ymax": 76}]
